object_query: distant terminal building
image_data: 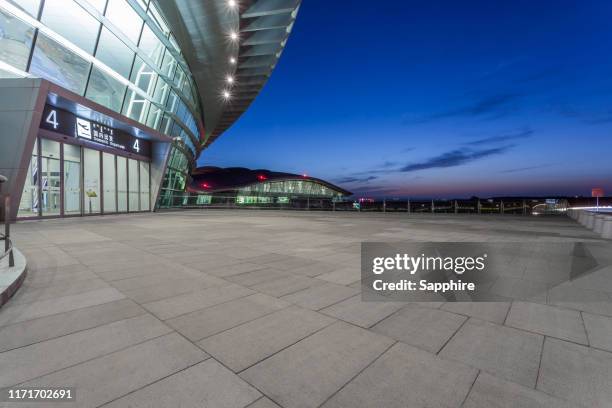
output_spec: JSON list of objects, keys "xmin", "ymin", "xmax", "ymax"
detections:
[
  {"xmin": 0, "ymin": 0, "xmax": 300, "ymax": 220},
  {"xmin": 189, "ymin": 166, "xmax": 351, "ymax": 206}
]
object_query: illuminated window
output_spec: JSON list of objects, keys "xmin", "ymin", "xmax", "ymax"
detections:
[
  {"xmin": 130, "ymin": 56, "xmax": 157, "ymax": 94},
  {"xmin": 160, "ymin": 50, "xmax": 176, "ymax": 78}
]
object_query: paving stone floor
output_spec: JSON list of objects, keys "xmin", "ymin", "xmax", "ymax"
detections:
[{"xmin": 1, "ymin": 210, "xmax": 611, "ymax": 407}]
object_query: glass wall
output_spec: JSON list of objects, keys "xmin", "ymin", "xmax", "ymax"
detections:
[
  {"xmin": 18, "ymin": 137, "xmax": 150, "ymax": 218},
  {"xmin": 0, "ymin": 0, "xmax": 204, "ymax": 208},
  {"xmin": 17, "ymin": 139, "xmax": 38, "ymax": 217},
  {"xmin": 63, "ymin": 143, "xmax": 81, "ymax": 215},
  {"xmin": 40, "ymin": 138, "xmax": 60, "ymax": 216},
  {"xmin": 139, "ymin": 161, "xmax": 150, "ymax": 211},
  {"xmin": 83, "ymin": 148, "xmax": 101, "ymax": 214},
  {"xmin": 117, "ymin": 156, "xmax": 128, "ymax": 212},
  {"xmin": 238, "ymin": 180, "xmax": 343, "ymax": 198},
  {"xmin": 0, "ymin": 8, "xmax": 35, "ymax": 74},
  {"xmin": 102, "ymin": 152, "xmax": 116, "ymax": 213},
  {"xmin": 128, "ymin": 158, "xmax": 139, "ymax": 211}
]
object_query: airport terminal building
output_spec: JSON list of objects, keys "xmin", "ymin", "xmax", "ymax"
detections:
[
  {"xmin": 190, "ymin": 166, "xmax": 351, "ymax": 206},
  {"xmin": 0, "ymin": 0, "xmax": 300, "ymax": 220}
]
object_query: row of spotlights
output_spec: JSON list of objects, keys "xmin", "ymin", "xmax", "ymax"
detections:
[{"xmin": 225, "ymin": 1, "xmax": 238, "ymax": 101}]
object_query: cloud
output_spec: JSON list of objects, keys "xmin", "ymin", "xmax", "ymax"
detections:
[
  {"xmin": 551, "ymin": 104, "xmax": 612, "ymax": 125},
  {"xmin": 400, "ymin": 145, "xmax": 513, "ymax": 172},
  {"xmin": 406, "ymin": 93, "xmax": 521, "ymax": 124},
  {"xmin": 465, "ymin": 127, "xmax": 534, "ymax": 145},
  {"xmin": 381, "ymin": 161, "xmax": 397, "ymax": 168},
  {"xmin": 499, "ymin": 164, "xmax": 551, "ymax": 174},
  {"xmin": 335, "ymin": 175, "xmax": 378, "ymax": 184}
]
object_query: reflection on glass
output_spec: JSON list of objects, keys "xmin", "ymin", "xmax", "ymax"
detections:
[
  {"xmin": 139, "ymin": 161, "xmax": 150, "ymax": 211},
  {"xmin": 160, "ymin": 50, "xmax": 176, "ymax": 78},
  {"xmin": 95, "ymin": 28, "xmax": 134, "ymax": 78},
  {"xmin": 102, "ymin": 152, "xmax": 116, "ymax": 213},
  {"xmin": 128, "ymin": 158, "xmax": 139, "ymax": 211},
  {"xmin": 104, "ymin": 0, "xmax": 143, "ymax": 44},
  {"xmin": 7, "ymin": 0, "xmax": 40, "ymax": 17},
  {"xmin": 86, "ymin": 67, "xmax": 126, "ymax": 112},
  {"xmin": 117, "ymin": 155, "xmax": 127, "ymax": 211},
  {"xmin": 152, "ymin": 77, "xmax": 170, "ymax": 105},
  {"xmin": 63, "ymin": 143, "xmax": 81, "ymax": 215},
  {"xmin": 83, "ymin": 148, "xmax": 100, "ymax": 214},
  {"xmin": 30, "ymin": 34, "xmax": 90, "ymax": 95},
  {"xmin": 0, "ymin": 9, "xmax": 35, "ymax": 72},
  {"xmin": 18, "ymin": 139, "xmax": 38, "ymax": 217},
  {"xmin": 147, "ymin": 3, "xmax": 169, "ymax": 37},
  {"xmin": 87, "ymin": 0, "xmax": 107, "ymax": 13},
  {"xmin": 130, "ymin": 56, "xmax": 157, "ymax": 94},
  {"xmin": 41, "ymin": 139, "xmax": 60, "ymax": 216},
  {"xmin": 139, "ymin": 24, "xmax": 164, "ymax": 68},
  {"xmin": 41, "ymin": 0, "xmax": 99, "ymax": 54},
  {"xmin": 146, "ymin": 105, "xmax": 162, "ymax": 130},
  {"xmin": 123, "ymin": 89, "xmax": 149, "ymax": 123}
]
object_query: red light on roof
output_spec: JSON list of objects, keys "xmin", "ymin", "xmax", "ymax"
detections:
[
  {"xmin": 201, "ymin": 182, "xmax": 211, "ymax": 189},
  {"xmin": 302, "ymin": 173, "xmax": 308, "ymax": 178},
  {"xmin": 257, "ymin": 174, "xmax": 267, "ymax": 181}
]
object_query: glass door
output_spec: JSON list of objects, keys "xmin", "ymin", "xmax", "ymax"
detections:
[
  {"xmin": 18, "ymin": 139, "xmax": 39, "ymax": 218},
  {"xmin": 117, "ymin": 156, "xmax": 128, "ymax": 212},
  {"xmin": 40, "ymin": 139, "xmax": 60, "ymax": 216},
  {"xmin": 128, "ymin": 158, "xmax": 139, "ymax": 211},
  {"xmin": 83, "ymin": 148, "xmax": 101, "ymax": 214},
  {"xmin": 63, "ymin": 143, "xmax": 81, "ymax": 215},
  {"xmin": 139, "ymin": 161, "xmax": 150, "ymax": 211},
  {"xmin": 102, "ymin": 152, "xmax": 117, "ymax": 213}
]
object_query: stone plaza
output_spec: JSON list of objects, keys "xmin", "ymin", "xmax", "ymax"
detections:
[{"xmin": 1, "ymin": 210, "xmax": 612, "ymax": 407}]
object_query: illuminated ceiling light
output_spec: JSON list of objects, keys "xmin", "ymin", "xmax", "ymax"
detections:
[
  {"xmin": 222, "ymin": 90, "xmax": 231, "ymax": 99},
  {"xmin": 228, "ymin": 0, "xmax": 238, "ymax": 8},
  {"xmin": 226, "ymin": 75, "xmax": 234, "ymax": 84},
  {"xmin": 229, "ymin": 57, "xmax": 237, "ymax": 64},
  {"xmin": 229, "ymin": 31, "xmax": 239, "ymax": 41}
]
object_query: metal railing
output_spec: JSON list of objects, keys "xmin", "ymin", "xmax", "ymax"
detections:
[
  {"xmin": 0, "ymin": 175, "xmax": 14, "ymax": 267},
  {"xmin": 157, "ymin": 194, "xmax": 568, "ymax": 216}
]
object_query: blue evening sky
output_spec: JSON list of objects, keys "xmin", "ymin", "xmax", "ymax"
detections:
[{"xmin": 198, "ymin": 0, "xmax": 612, "ymax": 198}]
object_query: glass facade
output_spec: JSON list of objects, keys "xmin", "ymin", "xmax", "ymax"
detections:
[
  {"xmin": 17, "ymin": 137, "xmax": 150, "ymax": 218},
  {"xmin": 0, "ymin": 0, "xmax": 203, "ymax": 213},
  {"xmin": 238, "ymin": 180, "xmax": 344, "ymax": 198}
]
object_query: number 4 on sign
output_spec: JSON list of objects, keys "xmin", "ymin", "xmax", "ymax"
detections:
[
  {"xmin": 133, "ymin": 139, "xmax": 140, "ymax": 153},
  {"xmin": 46, "ymin": 109, "xmax": 59, "ymax": 129}
]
